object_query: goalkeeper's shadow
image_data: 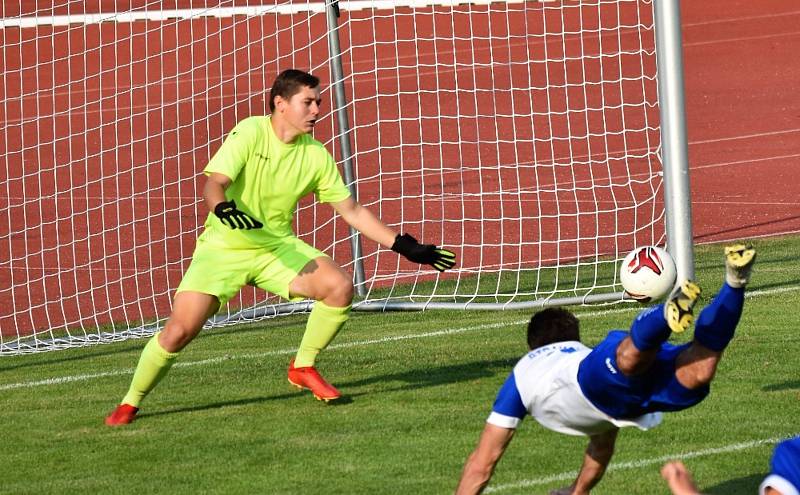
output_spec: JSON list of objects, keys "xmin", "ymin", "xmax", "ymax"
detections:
[
  {"xmin": 335, "ymin": 357, "xmax": 516, "ymax": 394},
  {"xmin": 134, "ymin": 357, "xmax": 513, "ymax": 421},
  {"xmin": 138, "ymin": 389, "xmax": 311, "ymax": 420}
]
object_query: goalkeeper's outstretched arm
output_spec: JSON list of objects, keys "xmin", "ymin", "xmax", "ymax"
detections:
[
  {"xmin": 331, "ymin": 197, "xmax": 456, "ymax": 272},
  {"xmin": 331, "ymin": 196, "xmax": 397, "ymax": 247}
]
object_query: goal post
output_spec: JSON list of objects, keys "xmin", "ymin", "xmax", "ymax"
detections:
[
  {"xmin": 654, "ymin": 0, "xmax": 695, "ymax": 282},
  {"xmin": 0, "ymin": 0, "xmax": 693, "ymax": 354}
]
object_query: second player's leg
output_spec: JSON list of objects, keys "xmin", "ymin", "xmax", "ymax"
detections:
[
  {"xmin": 674, "ymin": 243, "xmax": 754, "ymax": 390},
  {"xmin": 675, "ymin": 276, "xmax": 746, "ymax": 389},
  {"xmin": 673, "ymin": 286, "xmax": 740, "ymax": 389},
  {"xmin": 617, "ymin": 276, "xmax": 703, "ymax": 376}
]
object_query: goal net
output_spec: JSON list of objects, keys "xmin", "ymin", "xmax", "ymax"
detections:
[{"xmin": 0, "ymin": 0, "xmax": 664, "ymax": 354}]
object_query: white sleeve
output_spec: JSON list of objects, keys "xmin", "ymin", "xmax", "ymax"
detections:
[
  {"xmin": 487, "ymin": 411, "xmax": 522, "ymax": 429},
  {"xmin": 760, "ymin": 475, "xmax": 800, "ymax": 495},
  {"xmin": 486, "ymin": 371, "xmax": 527, "ymax": 429}
]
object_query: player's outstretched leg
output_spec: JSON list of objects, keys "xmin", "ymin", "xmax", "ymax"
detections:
[
  {"xmin": 105, "ymin": 332, "xmax": 180, "ymax": 426},
  {"xmin": 674, "ymin": 244, "xmax": 755, "ymax": 389},
  {"xmin": 620, "ymin": 288, "xmax": 698, "ymax": 375},
  {"xmin": 629, "ymin": 305, "xmax": 673, "ymax": 351},
  {"xmin": 287, "ymin": 301, "xmax": 350, "ymax": 402},
  {"xmin": 664, "ymin": 280, "xmax": 702, "ymax": 333},
  {"xmin": 104, "ymin": 292, "xmax": 214, "ymax": 426},
  {"xmin": 286, "ymin": 258, "xmax": 353, "ymax": 403},
  {"xmin": 693, "ymin": 244, "xmax": 755, "ymax": 351}
]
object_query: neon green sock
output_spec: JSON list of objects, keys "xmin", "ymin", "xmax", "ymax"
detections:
[
  {"xmin": 121, "ymin": 332, "xmax": 180, "ymax": 407},
  {"xmin": 294, "ymin": 301, "xmax": 351, "ymax": 367}
]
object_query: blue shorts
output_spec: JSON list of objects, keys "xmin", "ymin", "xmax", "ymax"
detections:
[{"xmin": 577, "ymin": 330, "xmax": 709, "ymax": 419}]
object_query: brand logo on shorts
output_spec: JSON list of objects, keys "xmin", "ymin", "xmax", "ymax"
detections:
[{"xmin": 605, "ymin": 357, "xmax": 618, "ymax": 374}]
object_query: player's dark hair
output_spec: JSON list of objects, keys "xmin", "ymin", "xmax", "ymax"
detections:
[
  {"xmin": 269, "ymin": 69, "xmax": 320, "ymax": 112},
  {"xmin": 527, "ymin": 307, "xmax": 580, "ymax": 349}
]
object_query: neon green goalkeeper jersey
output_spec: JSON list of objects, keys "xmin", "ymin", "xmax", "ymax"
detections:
[{"xmin": 200, "ymin": 115, "xmax": 351, "ymax": 248}]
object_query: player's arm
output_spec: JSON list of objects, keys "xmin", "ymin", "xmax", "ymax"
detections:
[
  {"xmin": 330, "ymin": 196, "xmax": 456, "ymax": 272},
  {"xmin": 204, "ymin": 172, "xmax": 263, "ymax": 230},
  {"xmin": 456, "ymin": 423, "xmax": 516, "ymax": 495},
  {"xmin": 330, "ymin": 196, "xmax": 397, "ymax": 247},
  {"xmin": 556, "ymin": 428, "xmax": 618, "ymax": 495},
  {"xmin": 204, "ymin": 172, "xmax": 231, "ymax": 211},
  {"xmin": 457, "ymin": 370, "xmax": 525, "ymax": 494}
]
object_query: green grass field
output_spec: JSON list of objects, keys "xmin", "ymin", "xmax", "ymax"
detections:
[{"xmin": 1, "ymin": 236, "xmax": 798, "ymax": 495}]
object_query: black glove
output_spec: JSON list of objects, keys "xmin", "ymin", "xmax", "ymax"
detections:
[
  {"xmin": 391, "ymin": 233, "xmax": 456, "ymax": 272},
  {"xmin": 214, "ymin": 200, "xmax": 263, "ymax": 230}
]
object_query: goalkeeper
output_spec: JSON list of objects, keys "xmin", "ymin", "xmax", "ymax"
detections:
[{"xmin": 106, "ymin": 69, "xmax": 456, "ymax": 426}]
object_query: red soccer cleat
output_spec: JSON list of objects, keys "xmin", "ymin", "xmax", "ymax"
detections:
[
  {"xmin": 105, "ymin": 403, "xmax": 139, "ymax": 426},
  {"xmin": 287, "ymin": 359, "xmax": 341, "ymax": 402}
]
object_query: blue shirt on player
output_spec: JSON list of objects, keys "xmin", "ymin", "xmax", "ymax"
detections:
[
  {"xmin": 488, "ymin": 329, "xmax": 710, "ymax": 436},
  {"xmin": 761, "ymin": 437, "xmax": 800, "ymax": 495}
]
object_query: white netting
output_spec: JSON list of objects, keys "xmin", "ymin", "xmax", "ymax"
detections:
[{"xmin": 0, "ymin": 0, "xmax": 664, "ymax": 354}]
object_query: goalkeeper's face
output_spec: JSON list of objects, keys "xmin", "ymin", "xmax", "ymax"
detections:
[{"xmin": 277, "ymin": 85, "xmax": 322, "ymax": 135}]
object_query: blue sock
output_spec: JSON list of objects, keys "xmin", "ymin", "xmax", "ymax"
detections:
[
  {"xmin": 694, "ymin": 283, "xmax": 744, "ymax": 352},
  {"xmin": 630, "ymin": 304, "xmax": 672, "ymax": 351}
]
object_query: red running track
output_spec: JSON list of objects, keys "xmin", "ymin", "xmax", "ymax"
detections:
[{"xmin": 681, "ymin": 1, "xmax": 800, "ymax": 242}]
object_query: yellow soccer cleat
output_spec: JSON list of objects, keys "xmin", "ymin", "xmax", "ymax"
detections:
[
  {"xmin": 664, "ymin": 280, "xmax": 702, "ymax": 333},
  {"xmin": 724, "ymin": 243, "xmax": 756, "ymax": 288}
]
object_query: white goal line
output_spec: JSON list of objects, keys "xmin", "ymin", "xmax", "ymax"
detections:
[{"xmin": 1, "ymin": 283, "xmax": 795, "ymax": 393}]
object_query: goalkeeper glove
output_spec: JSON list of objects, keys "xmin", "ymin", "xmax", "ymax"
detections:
[
  {"xmin": 214, "ymin": 200, "xmax": 263, "ymax": 230},
  {"xmin": 391, "ymin": 233, "xmax": 456, "ymax": 272}
]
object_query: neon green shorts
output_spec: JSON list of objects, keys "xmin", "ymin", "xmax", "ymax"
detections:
[{"xmin": 177, "ymin": 235, "xmax": 327, "ymax": 306}]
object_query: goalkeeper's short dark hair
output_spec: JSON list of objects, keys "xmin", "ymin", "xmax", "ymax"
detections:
[
  {"xmin": 527, "ymin": 307, "xmax": 580, "ymax": 350},
  {"xmin": 269, "ymin": 69, "xmax": 320, "ymax": 112}
]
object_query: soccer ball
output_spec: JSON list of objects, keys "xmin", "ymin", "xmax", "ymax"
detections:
[{"xmin": 620, "ymin": 246, "xmax": 677, "ymax": 302}]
